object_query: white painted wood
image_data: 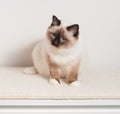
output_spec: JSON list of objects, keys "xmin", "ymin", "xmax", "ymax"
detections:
[
  {"xmin": 0, "ymin": 100, "xmax": 120, "ymax": 106},
  {"xmin": 0, "ymin": 107, "xmax": 120, "ymax": 114}
]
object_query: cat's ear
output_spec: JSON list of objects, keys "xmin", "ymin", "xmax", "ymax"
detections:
[
  {"xmin": 51, "ymin": 15, "xmax": 61, "ymax": 26},
  {"xmin": 67, "ymin": 24, "xmax": 79, "ymax": 37}
]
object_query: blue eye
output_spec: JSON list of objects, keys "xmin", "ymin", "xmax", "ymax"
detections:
[
  {"xmin": 51, "ymin": 33, "xmax": 56, "ymax": 39},
  {"xmin": 60, "ymin": 37, "xmax": 66, "ymax": 43}
]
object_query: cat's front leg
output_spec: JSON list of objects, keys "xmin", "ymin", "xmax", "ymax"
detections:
[
  {"xmin": 49, "ymin": 68, "xmax": 60, "ymax": 85},
  {"xmin": 48, "ymin": 63, "xmax": 60, "ymax": 85},
  {"xmin": 50, "ymin": 68, "xmax": 60, "ymax": 81},
  {"xmin": 67, "ymin": 61, "xmax": 80, "ymax": 87},
  {"xmin": 47, "ymin": 55, "xmax": 60, "ymax": 85},
  {"xmin": 68, "ymin": 71, "xmax": 80, "ymax": 87}
]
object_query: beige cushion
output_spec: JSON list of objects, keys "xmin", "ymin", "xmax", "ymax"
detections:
[{"xmin": 0, "ymin": 67, "xmax": 120, "ymax": 99}]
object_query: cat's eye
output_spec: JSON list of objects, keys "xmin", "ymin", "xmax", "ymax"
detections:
[
  {"xmin": 60, "ymin": 37, "xmax": 66, "ymax": 43},
  {"xmin": 51, "ymin": 33, "xmax": 56, "ymax": 39}
]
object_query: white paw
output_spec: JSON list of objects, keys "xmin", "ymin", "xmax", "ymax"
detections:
[
  {"xmin": 70, "ymin": 81, "xmax": 80, "ymax": 87},
  {"xmin": 49, "ymin": 79, "xmax": 59, "ymax": 85}
]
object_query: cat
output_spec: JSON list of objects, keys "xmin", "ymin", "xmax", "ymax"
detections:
[{"xmin": 24, "ymin": 15, "xmax": 83, "ymax": 86}]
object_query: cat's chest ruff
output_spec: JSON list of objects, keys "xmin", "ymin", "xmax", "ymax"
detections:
[
  {"xmin": 48, "ymin": 50, "xmax": 79, "ymax": 65},
  {"xmin": 46, "ymin": 40, "xmax": 82, "ymax": 65}
]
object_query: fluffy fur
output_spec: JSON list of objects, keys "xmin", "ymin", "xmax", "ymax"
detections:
[{"xmin": 24, "ymin": 15, "xmax": 83, "ymax": 86}]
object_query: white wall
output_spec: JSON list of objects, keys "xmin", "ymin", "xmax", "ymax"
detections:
[{"xmin": 0, "ymin": 0, "xmax": 120, "ymax": 68}]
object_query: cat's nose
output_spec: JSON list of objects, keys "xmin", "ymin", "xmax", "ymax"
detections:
[{"xmin": 52, "ymin": 40, "xmax": 59, "ymax": 47}]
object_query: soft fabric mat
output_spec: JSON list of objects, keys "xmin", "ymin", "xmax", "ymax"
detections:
[{"xmin": 0, "ymin": 67, "xmax": 120, "ymax": 99}]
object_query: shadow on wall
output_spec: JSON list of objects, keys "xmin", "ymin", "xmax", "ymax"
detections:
[{"xmin": 5, "ymin": 41, "xmax": 38, "ymax": 67}]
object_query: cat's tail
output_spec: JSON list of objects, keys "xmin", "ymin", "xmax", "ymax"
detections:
[{"xmin": 24, "ymin": 67, "xmax": 38, "ymax": 74}]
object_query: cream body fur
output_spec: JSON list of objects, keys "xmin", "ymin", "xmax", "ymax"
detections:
[{"xmin": 32, "ymin": 37, "xmax": 83, "ymax": 78}]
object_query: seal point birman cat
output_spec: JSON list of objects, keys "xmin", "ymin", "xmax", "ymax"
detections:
[{"xmin": 24, "ymin": 15, "xmax": 83, "ymax": 87}]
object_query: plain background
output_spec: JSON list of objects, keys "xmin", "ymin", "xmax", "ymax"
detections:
[{"xmin": 0, "ymin": 0, "xmax": 120, "ymax": 68}]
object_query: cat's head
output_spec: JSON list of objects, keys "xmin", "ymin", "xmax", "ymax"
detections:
[{"xmin": 46, "ymin": 15, "xmax": 80, "ymax": 49}]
